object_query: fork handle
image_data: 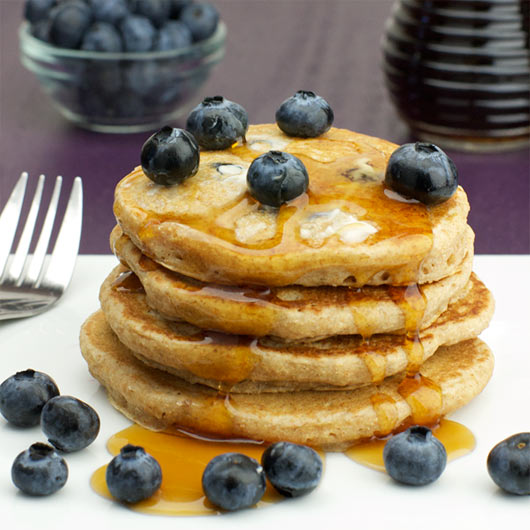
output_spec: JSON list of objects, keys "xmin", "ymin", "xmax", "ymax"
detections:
[{"xmin": 0, "ymin": 293, "xmax": 57, "ymax": 320}]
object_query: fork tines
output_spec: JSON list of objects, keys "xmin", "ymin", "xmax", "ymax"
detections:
[{"xmin": 0, "ymin": 172, "xmax": 83, "ymax": 291}]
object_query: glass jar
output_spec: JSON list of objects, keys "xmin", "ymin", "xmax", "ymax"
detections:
[{"xmin": 382, "ymin": 0, "xmax": 530, "ymax": 152}]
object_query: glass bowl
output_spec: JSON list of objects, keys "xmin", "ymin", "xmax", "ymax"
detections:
[{"xmin": 19, "ymin": 22, "xmax": 226, "ymax": 133}]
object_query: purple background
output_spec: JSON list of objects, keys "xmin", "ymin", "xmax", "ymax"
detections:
[{"xmin": 1, "ymin": 0, "xmax": 529, "ymax": 254}]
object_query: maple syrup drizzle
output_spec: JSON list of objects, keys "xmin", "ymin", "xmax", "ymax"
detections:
[
  {"xmin": 190, "ymin": 392, "xmax": 236, "ymax": 437},
  {"xmin": 124, "ymin": 235, "xmax": 281, "ymax": 337},
  {"xmin": 397, "ymin": 373, "xmax": 443, "ymax": 426},
  {"xmin": 370, "ymin": 393, "xmax": 399, "ymax": 436},
  {"xmin": 197, "ymin": 286, "xmax": 277, "ymax": 337},
  {"xmin": 361, "ymin": 354, "xmax": 387, "ymax": 385},
  {"xmin": 345, "ymin": 419, "xmax": 475, "ymax": 472},
  {"xmin": 137, "ymin": 254, "xmax": 158, "ymax": 272},
  {"xmin": 199, "ymin": 283, "xmax": 273, "ymax": 304},
  {"xmin": 110, "ymin": 270, "xmax": 259, "ymax": 386},
  {"xmin": 388, "ymin": 283, "xmax": 428, "ymax": 374},
  {"xmin": 388, "ymin": 268, "xmax": 444, "ymax": 426},
  {"xmin": 112, "ymin": 270, "xmax": 144, "ymax": 293},
  {"xmin": 184, "ymin": 332, "xmax": 257, "ymax": 386},
  {"xmin": 90, "ymin": 425, "xmax": 284, "ymax": 515},
  {"xmin": 120, "ymin": 130, "xmax": 434, "ymax": 263},
  {"xmin": 350, "ymin": 306, "xmax": 376, "ymax": 342}
]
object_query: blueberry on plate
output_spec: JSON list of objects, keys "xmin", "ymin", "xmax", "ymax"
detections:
[
  {"xmin": 24, "ymin": 0, "xmax": 55, "ymax": 24},
  {"xmin": 119, "ymin": 14, "xmax": 156, "ymax": 52},
  {"xmin": 87, "ymin": 0, "xmax": 130, "ymax": 25},
  {"xmin": 81, "ymin": 22, "xmax": 123, "ymax": 52},
  {"xmin": 12, "ymin": 443, "xmax": 68, "ymax": 496},
  {"xmin": 180, "ymin": 2, "xmax": 219, "ymax": 42},
  {"xmin": 384, "ymin": 142, "xmax": 458, "ymax": 205},
  {"xmin": 202, "ymin": 453, "xmax": 266, "ymax": 511},
  {"xmin": 383, "ymin": 426, "xmax": 447, "ymax": 486},
  {"xmin": 106, "ymin": 444, "xmax": 162, "ymax": 503},
  {"xmin": 186, "ymin": 96, "xmax": 248, "ymax": 150},
  {"xmin": 487, "ymin": 432, "xmax": 530, "ymax": 495},
  {"xmin": 247, "ymin": 150, "xmax": 309, "ymax": 207},
  {"xmin": 276, "ymin": 90, "xmax": 334, "ymax": 138},
  {"xmin": 0, "ymin": 369, "xmax": 59, "ymax": 427},
  {"xmin": 141, "ymin": 126, "xmax": 200, "ymax": 185},
  {"xmin": 49, "ymin": 0, "xmax": 93, "ymax": 49},
  {"xmin": 262, "ymin": 442, "xmax": 322, "ymax": 497},
  {"xmin": 41, "ymin": 395, "xmax": 100, "ymax": 452},
  {"xmin": 153, "ymin": 20, "xmax": 192, "ymax": 50}
]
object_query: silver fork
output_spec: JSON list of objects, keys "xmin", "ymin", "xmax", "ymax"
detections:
[{"xmin": 0, "ymin": 172, "xmax": 83, "ymax": 320}]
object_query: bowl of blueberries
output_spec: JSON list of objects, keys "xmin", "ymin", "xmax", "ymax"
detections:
[{"xmin": 19, "ymin": 0, "xmax": 226, "ymax": 133}]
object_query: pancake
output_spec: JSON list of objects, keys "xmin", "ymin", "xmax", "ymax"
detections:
[
  {"xmin": 113, "ymin": 124, "xmax": 471, "ymax": 287},
  {"xmin": 111, "ymin": 225, "xmax": 474, "ymax": 340},
  {"xmin": 80, "ymin": 311, "xmax": 494, "ymax": 451},
  {"xmin": 98, "ymin": 265, "xmax": 494, "ymax": 392}
]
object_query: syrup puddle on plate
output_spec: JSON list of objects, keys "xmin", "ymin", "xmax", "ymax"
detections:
[
  {"xmin": 345, "ymin": 418, "xmax": 475, "ymax": 471},
  {"xmin": 91, "ymin": 419, "xmax": 472, "ymax": 515},
  {"xmin": 91, "ymin": 425, "xmax": 286, "ymax": 515}
]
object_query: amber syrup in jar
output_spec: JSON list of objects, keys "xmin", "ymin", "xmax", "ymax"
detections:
[{"xmin": 382, "ymin": 0, "xmax": 530, "ymax": 151}]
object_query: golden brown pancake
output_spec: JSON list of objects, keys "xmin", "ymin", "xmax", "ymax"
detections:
[
  {"xmin": 98, "ymin": 265, "xmax": 494, "ymax": 392},
  {"xmin": 80, "ymin": 311, "xmax": 494, "ymax": 451},
  {"xmin": 111, "ymin": 225, "xmax": 474, "ymax": 340},
  {"xmin": 113, "ymin": 124, "xmax": 471, "ymax": 287}
]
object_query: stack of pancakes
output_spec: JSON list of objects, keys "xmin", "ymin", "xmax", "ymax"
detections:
[{"xmin": 80, "ymin": 124, "xmax": 495, "ymax": 450}]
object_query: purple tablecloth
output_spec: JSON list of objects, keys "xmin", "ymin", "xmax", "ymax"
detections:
[{"xmin": 1, "ymin": 0, "xmax": 529, "ymax": 254}]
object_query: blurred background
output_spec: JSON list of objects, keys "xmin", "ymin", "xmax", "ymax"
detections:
[{"xmin": 1, "ymin": 0, "xmax": 529, "ymax": 254}]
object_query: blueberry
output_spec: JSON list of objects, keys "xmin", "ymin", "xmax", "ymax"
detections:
[
  {"xmin": 78, "ymin": 88, "xmax": 109, "ymax": 117},
  {"xmin": 247, "ymin": 151, "xmax": 309, "ymax": 207},
  {"xmin": 186, "ymin": 96, "xmax": 248, "ymax": 150},
  {"xmin": 128, "ymin": 0, "xmax": 171, "ymax": 28},
  {"xmin": 87, "ymin": 0, "xmax": 129, "ymax": 24},
  {"xmin": 261, "ymin": 442, "xmax": 322, "ymax": 497},
  {"xmin": 40, "ymin": 395, "xmax": 100, "ymax": 452},
  {"xmin": 119, "ymin": 15, "xmax": 156, "ymax": 52},
  {"xmin": 106, "ymin": 444, "xmax": 162, "ymax": 503},
  {"xmin": 12, "ymin": 443, "xmax": 68, "ymax": 496},
  {"xmin": 202, "ymin": 453, "xmax": 266, "ymax": 511},
  {"xmin": 383, "ymin": 426, "xmax": 447, "ymax": 486},
  {"xmin": 81, "ymin": 22, "xmax": 123, "ymax": 51},
  {"xmin": 31, "ymin": 18, "xmax": 52, "ymax": 42},
  {"xmin": 169, "ymin": 0, "xmax": 193, "ymax": 18},
  {"xmin": 141, "ymin": 126, "xmax": 200, "ymax": 185},
  {"xmin": 384, "ymin": 142, "xmax": 458, "ymax": 205},
  {"xmin": 24, "ymin": 0, "xmax": 56, "ymax": 23},
  {"xmin": 122, "ymin": 60, "xmax": 159, "ymax": 96},
  {"xmin": 180, "ymin": 2, "xmax": 219, "ymax": 42},
  {"xmin": 153, "ymin": 20, "xmax": 192, "ymax": 50},
  {"xmin": 114, "ymin": 91, "xmax": 145, "ymax": 118},
  {"xmin": 49, "ymin": 1, "xmax": 93, "ymax": 49},
  {"xmin": 276, "ymin": 90, "xmax": 334, "ymax": 138},
  {"xmin": 150, "ymin": 77, "xmax": 185, "ymax": 106},
  {"xmin": 142, "ymin": 61, "xmax": 182, "ymax": 106},
  {"xmin": 83, "ymin": 60, "xmax": 123, "ymax": 95},
  {"xmin": 487, "ymin": 433, "xmax": 530, "ymax": 495},
  {"xmin": 0, "ymin": 369, "xmax": 59, "ymax": 427}
]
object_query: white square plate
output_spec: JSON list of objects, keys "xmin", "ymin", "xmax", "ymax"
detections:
[{"xmin": 0, "ymin": 255, "xmax": 528, "ymax": 530}]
